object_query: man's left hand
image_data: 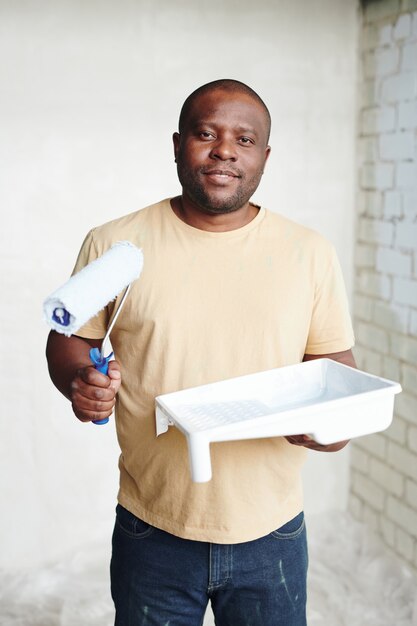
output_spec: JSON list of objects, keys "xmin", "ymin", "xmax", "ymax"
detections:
[
  {"xmin": 286, "ymin": 348, "xmax": 355, "ymax": 452},
  {"xmin": 285, "ymin": 434, "xmax": 349, "ymax": 452}
]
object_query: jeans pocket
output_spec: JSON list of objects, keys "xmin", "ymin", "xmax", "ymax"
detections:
[
  {"xmin": 270, "ymin": 511, "xmax": 305, "ymax": 540},
  {"xmin": 115, "ymin": 504, "xmax": 155, "ymax": 539}
]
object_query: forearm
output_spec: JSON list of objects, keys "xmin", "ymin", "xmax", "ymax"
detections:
[
  {"xmin": 302, "ymin": 349, "xmax": 356, "ymax": 368},
  {"xmin": 46, "ymin": 331, "xmax": 99, "ymax": 400}
]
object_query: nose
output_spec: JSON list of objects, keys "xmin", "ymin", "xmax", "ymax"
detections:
[{"xmin": 209, "ymin": 136, "xmax": 237, "ymax": 161}]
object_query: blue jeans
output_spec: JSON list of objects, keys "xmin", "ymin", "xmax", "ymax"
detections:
[{"xmin": 111, "ymin": 504, "xmax": 308, "ymax": 626}]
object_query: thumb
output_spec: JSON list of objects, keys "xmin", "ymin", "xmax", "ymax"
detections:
[{"xmin": 107, "ymin": 360, "xmax": 122, "ymax": 392}]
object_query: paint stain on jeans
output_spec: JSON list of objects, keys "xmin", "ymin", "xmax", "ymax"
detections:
[{"xmin": 279, "ymin": 559, "xmax": 295, "ymax": 611}]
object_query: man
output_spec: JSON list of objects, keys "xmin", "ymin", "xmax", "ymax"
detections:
[{"xmin": 46, "ymin": 79, "xmax": 355, "ymax": 625}]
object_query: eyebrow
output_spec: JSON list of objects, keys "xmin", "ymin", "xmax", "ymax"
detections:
[
  {"xmin": 190, "ymin": 120, "xmax": 260, "ymax": 138},
  {"xmin": 235, "ymin": 125, "xmax": 259, "ymax": 137}
]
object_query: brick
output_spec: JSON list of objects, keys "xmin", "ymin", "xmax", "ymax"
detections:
[
  {"xmin": 361, "ymin": 80, "xmax": 379, "ymax": 108},
  {"xmin": 398, "ymin": 101, "xmax": 417, "ymax": 129},
  {"xmin": 364, "ymin": 52, "xmax": 375, "ymax": 80},
  {"xmin": 411, "ymin": 309, "xmax": 417, "ymax": 335},
  {"xmin": 361, "ymin": 22, "xmax": 396, "ymax": 49},
  {"xmin": 382, "ymin": 355, "xmax": 401, "ymax": 381},
  {"xmin": 402, "ymin": 0, "xmax": 417, "ymax": 12},
  {"xmin": 361, "ymin": 348, "xmax": 383, "ymax": 376},
  {"xmin": 390, "ymin": 332, "xmax": 417, "ymax": 364},
  {"xmin": 395, "ymin": 527, "xmax": 415, "ymax": 561},
  {"xmin": 397, "ymin": 162, "xmax": 417, "ymax": 188},
  {"xmin": 384, "ymin": 415, "xmax": 407, "ymax": 444},
  {"xmin": 386, "ymin": 496, "xmax": 417, "ymax": 538},
  {"xmin": 396, "ymin": 221, "xmax": 417, "ymax": 249},
  {"xmin": 361, "ymin": 107, "xmax": 396, "ymax": 134},
  {"xmin": 393, "ymin": 276, "xmax": 417, "ymax": 306},
  {"xmin": 362, "ymin": 163, "xmax": 395, "ymax": 190},
  {"xmin": 358, "ymin": 270, "xmax": 392, "ymax": 299},
  {"xmin": 358, "ymin": 137, "xmax": 378, "ymax": 163},
  {"xmin": 373, "ymin": 301, "xmax": 409, "ymax": 333},
  {"xmin": 356, "ymin": 320, "xmax": 389, "ymax": 353},
  {"xmin": 363, "ymin": 349, "xmax": 383, "ymax": 373},
  {"xmin": 379, "ymin": 132, "xmax": 415, "ymax": 160},
  {"xmin": 395, "ymin": 390, "xmax": 417, "ymax": 424},
  {"xmin": 365, "ymin": 48, "xmax": 400, "ymax": 78},
  {"xmin": 355, "ymin": 243, "xmax": 376, "ymax": 268},
  {"xmin": 382, "ymin": 73, "xmax": 417, "ymax": 103},
  {"xmin": 376, "ymin": 247, "xmax": 412, "ymax": 276},
  {"xmin": 394, "ymin": 13, "xmax": 412, "ymax": 39},
  {"xmin": 351, "ymin": 445, "xmax": 369, "ymax": 473},
  {"xmin": 362, "ymin": 24, "xmax": 380, "ymax": 51},
  {"xmin": 388, "ymin": 440, "xmax": 417, "ymax": 480},
  {"xmin": 359, "ymin": 217, "xmax": 395, "ymax": 244},
  {"xmin": 379, "ymin": 23, "xmax": 393, "ymax": 45},
  {"xmin": 383, "ymin": 191, "xmax": 402, "ymax": 218},
  {"xmin": 348, "ymin": 493, "xmax": 363, "ymax": 519},
  {"xmin": 403, "ymin": 192, "xmax": 417, "ymax": 218},
  {"xmin": 352, "ymin": 345, "xmax": 366, "ymax": 370},
  {"xmin": 402, "ymin": 364, "xmax": 417, "ymax": 396},
  {"xmin": 402, "ymin": 42, "xmax": 417, "ymax": 71},
  {"xmin": 362, "ymin": 504, "xmax": 380, "ymax": 530},
  {"xmin": 370, "ymin": 456, "xmax": 404, "ymax": 495},
  {"xmin": 357, "ymin": 190, "xmax": 383, "ymax": 217},
  {"xmin": 355, "ymin": 432, "xmax": 387, "ymax": 459},
  {"xmin": 380, "ymin": 517, "xmax": 396, "ymax": 547},
  {"xmin": 409, "ymin": 425, "xmax": 417, "ymax": 451},
  {"xmin": 354, "ymin": 294, "xmax": 374, "ymax": 321},
  {"xmin": 364, "ymin": 0, "xmax": 401, "ymax": 23},
  {"xmin": 405, "ymin": 479, "xmax": 417, "ymax": 508},
  {"xmin": 352, "ymin": 471, "xmax": 385, "ymax": 511}
]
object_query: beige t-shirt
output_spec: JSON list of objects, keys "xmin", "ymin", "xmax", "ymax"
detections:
[{"xmin": 73, "ymin": 198, "xmax": 354, "ymax": 543}]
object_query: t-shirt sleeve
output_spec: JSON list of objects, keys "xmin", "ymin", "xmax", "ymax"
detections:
[
  {"xmin": 70, "ymin": 229, "xmax": 109, "ymax": 339},
  {"xmin": 305, "ymin": 245, "xmax": 355, "ymax": 355}
]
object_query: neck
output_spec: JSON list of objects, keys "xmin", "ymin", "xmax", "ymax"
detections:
[{"xmin": 170, "ymin": 196, "xmax": 259, "ymax": 232}]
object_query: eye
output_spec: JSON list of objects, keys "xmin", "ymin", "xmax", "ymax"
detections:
[
  {"xmin": 199, "ymin": 131, "xmax": 215, "ymax": 140},
  {"xmin": 239, "ymin": 136, "xmax": 254, "ymax": 145}
]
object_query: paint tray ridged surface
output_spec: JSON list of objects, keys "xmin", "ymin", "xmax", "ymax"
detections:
[{"xmin": 155, "ymin": 359, "xmax": 401, "ymax": 482}]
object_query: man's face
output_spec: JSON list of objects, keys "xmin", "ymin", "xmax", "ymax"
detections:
[{"xmin": 173, "ymin": 89, "xmax": 271, "ymax": 215}]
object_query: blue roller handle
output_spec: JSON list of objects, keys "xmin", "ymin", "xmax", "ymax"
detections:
[{"xmin": 89, "ymin": 347, "xmax": 114, "ymax": 425}]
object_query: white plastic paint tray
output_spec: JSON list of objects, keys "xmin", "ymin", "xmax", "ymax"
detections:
[{"xmin": 155, "ymin": 359, "xmax": 401, "ymax": 482}]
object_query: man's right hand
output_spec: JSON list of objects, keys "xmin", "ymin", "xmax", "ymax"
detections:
[
  {"xmin": 46, "ymin": 331, "xmax": 122, "ymax": 423},
  {"xmin": 70, "ymin": 360, "xmax": 122, "ymax": 422}
]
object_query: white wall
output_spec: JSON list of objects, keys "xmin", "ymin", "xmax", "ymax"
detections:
[
  {"xmin": 351, "ymin": 1, "xmax": 417, "ymax": 574},
  {"xmin": 0, "ymin": 0, "xmax": 359, "ymax": 568}
]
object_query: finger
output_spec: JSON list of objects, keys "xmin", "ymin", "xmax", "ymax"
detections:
[
  {"xmin": 107, "ymin": 360, "xmax": 121, "ymax": 379},
  {"xmin": 78, "ymin": 365, "xmax": 112, "ymax": 388},
  {"xmin": 73, "ymin": 405, "xmax": 114, "ymax": 423},
  {"xmin": 285, "ymin": 435, "xmax": 304, "ymax": 446},
  {"xmin": 107, "ymin": 361, "xmax": 122, "ymax": 393},
  {"xmin": 73, "ymin": 394, "xmax": 115, "ymax": 413},
  {"xmin": 72, "ymin": 396, "xmax": 116, "ymax": 422},
  {"xmin": 285, "ymin": 434, "xmax": 315, "ymax": 446},
  {"xmin": 70, "ymin": 378, "xmax": 116, "ymax": 403}
]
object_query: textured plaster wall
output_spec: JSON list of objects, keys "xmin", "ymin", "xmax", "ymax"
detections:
[{"xmin": 0, "ymin": 0, "xmax": 358, "ymax": 568}]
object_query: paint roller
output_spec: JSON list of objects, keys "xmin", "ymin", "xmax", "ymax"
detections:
[{"xmin": 43, "ymin": 240, "xmax": 144, "ymax": 425}]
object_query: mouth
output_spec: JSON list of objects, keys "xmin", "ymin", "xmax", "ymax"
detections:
[{"xmin": 201, "ymin": 168, "xmax": 242, "ymax": 185}]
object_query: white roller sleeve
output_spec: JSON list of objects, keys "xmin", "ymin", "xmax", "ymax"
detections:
[{"xmin": 43, "ymin": 241, "xmax": 143, "ymax": 336}]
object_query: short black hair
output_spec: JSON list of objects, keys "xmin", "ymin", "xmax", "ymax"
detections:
[{"xmin": 178, "ymin": 79, "xmax": 271, "ymax": 142}]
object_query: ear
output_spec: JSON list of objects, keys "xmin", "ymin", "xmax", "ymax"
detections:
[
  {"xmin": 173, "ymin": 132, "xmax": 180, "ymax": 162},
  {"xmin": 262, "ymin": 145, "xmax": 271, "ymax": 173}
]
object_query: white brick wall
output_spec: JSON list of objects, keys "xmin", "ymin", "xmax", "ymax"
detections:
[{"xmin": 351, "ymin": 0, "xmax": 417, "ymax": 573}]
